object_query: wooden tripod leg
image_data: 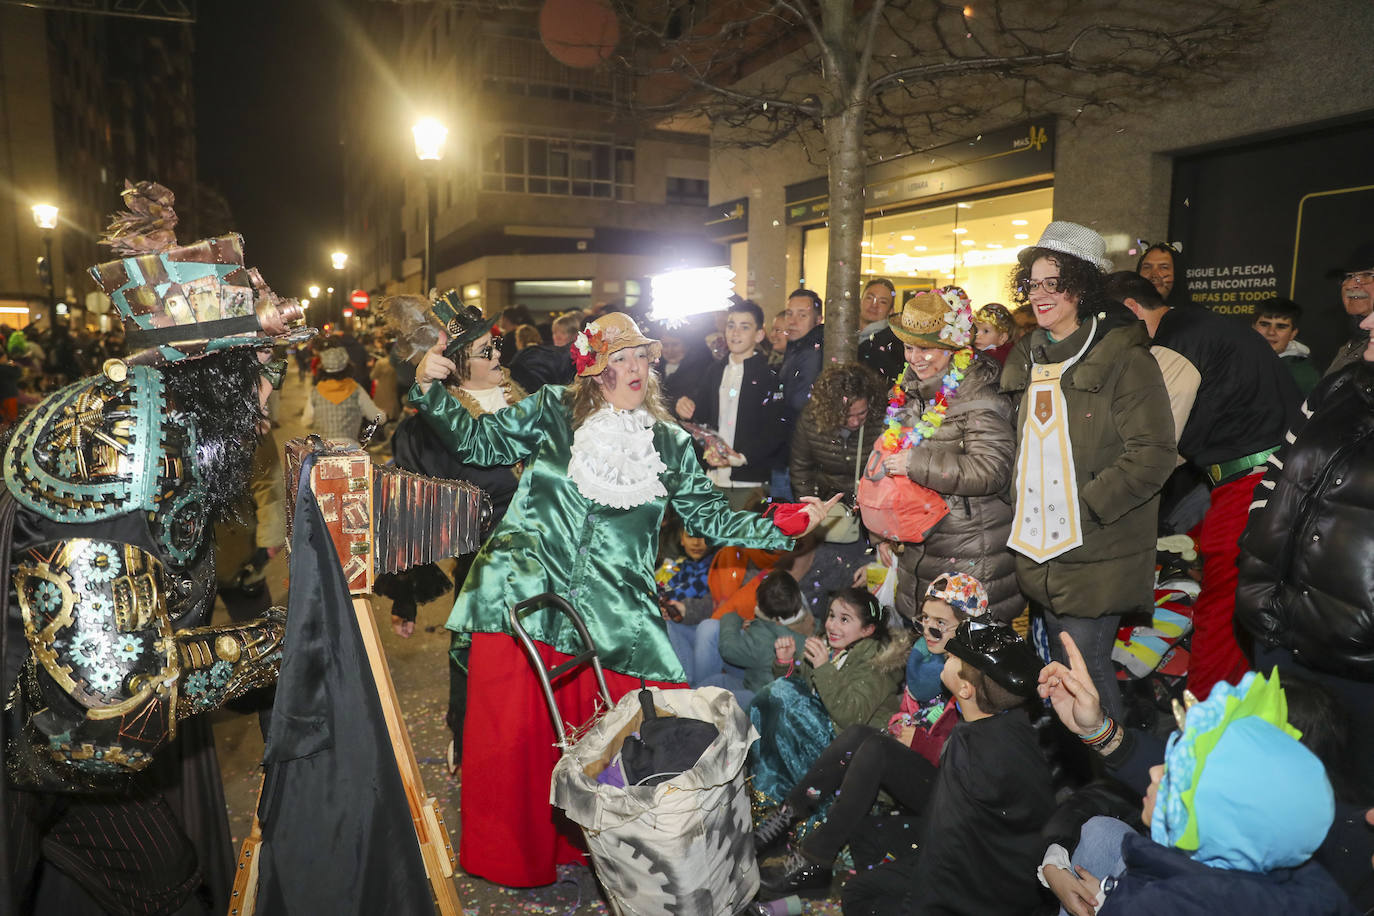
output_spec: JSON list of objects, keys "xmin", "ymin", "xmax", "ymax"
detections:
[
  {"xmin": 352, "ymin": 596, "xmax": 463, "ymax": 916},
  {"xmin": 228, "ymin": 790, "xmax": 263, "ymax": 916}
]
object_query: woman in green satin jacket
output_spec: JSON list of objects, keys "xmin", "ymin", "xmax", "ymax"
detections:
[{"xmin": 410, "ymin": 309, "xmax": 837, "ymax": 888}]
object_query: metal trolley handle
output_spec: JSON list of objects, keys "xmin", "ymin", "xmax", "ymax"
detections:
[{"xmin": 509, "ymin": 593, "xmax": 614, "ymax": 748}]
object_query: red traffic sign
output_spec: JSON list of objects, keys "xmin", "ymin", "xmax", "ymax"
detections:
[{"xmin": 349, "ymin": 289, "xmax": 370, "ymax": 309}]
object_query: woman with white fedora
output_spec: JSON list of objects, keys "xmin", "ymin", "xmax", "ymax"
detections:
[{"xmin": 1000, "ymin": 221, "xmax": 1176, "ymax": 721}]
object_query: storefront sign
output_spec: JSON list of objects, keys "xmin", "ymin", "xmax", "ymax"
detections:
[
  {"xmin": 784, "ymin": 121, "xmax": 1054, "ymax": 224},
  {"xmin": 704, "ymin": 197, "xmax": 749, "ymax": 238},
  {"xmin": 1169, "ymin": 118, "xmax": 1374, "ymax": 368}
]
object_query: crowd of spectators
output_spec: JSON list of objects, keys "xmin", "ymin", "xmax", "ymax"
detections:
[{"xmin": 21, "ymin": 225, "xmax": 1374, "ymax": 914}]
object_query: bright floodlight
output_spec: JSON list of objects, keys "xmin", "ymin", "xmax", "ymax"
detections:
[
  {"xmin": 308, "ymin": 284, "xmax": 321, "ymax": 299},
  {"xmin": 413, "ymin": 118, "xmax": 449, "ymax": 161},
  {"xmin": 331, "ymin": 251, "xmax": 348, "ymax": 271},
  {"xmin": 648, "ymin": 266, "xmax": 736, "ymax": 325},
  {"xmin": 31, "ymin": 204, "xmax": 58, "ymax": 230}
]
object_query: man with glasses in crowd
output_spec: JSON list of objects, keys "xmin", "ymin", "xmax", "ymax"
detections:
[{"xmin": 1326, "ymin": 242, "xmax": 1374, "ymax": 377}]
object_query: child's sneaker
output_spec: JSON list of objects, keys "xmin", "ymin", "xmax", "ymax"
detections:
[
  {"xmin": 758, "ymin": 849, "xmax": 831, "ymax": 899},
  {"xmin": 752, "ymin": 803, "xmax": 796, "ymax": 854}
]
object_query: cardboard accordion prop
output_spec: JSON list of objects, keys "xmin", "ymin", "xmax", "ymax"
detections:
[{"xmin": 284, "ymin": 437, "xmax": 485, "ymax": 594}]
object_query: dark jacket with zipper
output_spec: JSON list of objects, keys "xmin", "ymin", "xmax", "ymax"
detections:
[
  {"xmin": 679, "ymin": 352, "xmax": 786, "ymax": 486},
  {"xmin": 789, "ymin": 399, "xmax": 886, "ymax": 503},
  {"xmin": 1150, "ymin": 304, "xmax": 1300, "ymax": 467},
  {"xmin": 1236, "ymin": 361, "xmax": 1374, "ymax": 680},
  {"xmin": 1000, "ymin": 312, "xmax": 1177, "ymax": 618},
  {"xmin": 780, "ymin": 323, "xmax": 825, "ymax": 420},
  {"xmin": 1097, "ymin": 831, "xmax": 1356, "ymax": 916}
]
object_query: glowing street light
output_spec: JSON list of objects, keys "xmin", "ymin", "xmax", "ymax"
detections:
[
  {"xmin": 31, "ymin": 204, "xmax": 58, "ymax": 230},
  {"xmin": 331, "ymin": 251, "xmax": 348, "ymax": 271},
  {"xmin": 31, "ymin": 203, "xmax": 58, "ymax": 326},
  {"xmin": 308, "ymin": 284, "xmax": 321, "ymax": 299},
  {"xmin": 412, "ymin": 118, "xmax": 449, "ymax": 162},
  {"xmin": 648, "ymin": 266, "xmax": 736, "ymax": 325},
  {"xmin": 413, "ymin": 118, "xmax": 448, "ymax": 294},
  {"xmin": 301, "ymin": 298, "xmax": 311, "ymax": 308}
]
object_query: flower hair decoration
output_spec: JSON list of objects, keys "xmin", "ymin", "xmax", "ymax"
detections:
[
  {"xmin": 571, "ymin": 325, "xmax": 604, "ymax": 374},
  {"xmin": 936, "ymin": 286, "xmax": 974, "ymax": 348}
]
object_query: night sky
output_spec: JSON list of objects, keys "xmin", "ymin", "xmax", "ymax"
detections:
[{"xmin": 194, "ymin": 0, "xmax": 344, "ymax": 300}]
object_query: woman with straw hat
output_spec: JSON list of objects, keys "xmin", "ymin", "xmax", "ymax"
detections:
[
  {"xmin": 876, "ymin": 286, "xmax": 1020, "ymax": 623},
  {"xmin": 410, "ymin": 309, "xmax": 840, "ymax": 888}
]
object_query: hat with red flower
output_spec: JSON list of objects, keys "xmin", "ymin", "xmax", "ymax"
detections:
[{"xmin": 571, "ymin": 312, "xmax": 662, "ymax": 377}]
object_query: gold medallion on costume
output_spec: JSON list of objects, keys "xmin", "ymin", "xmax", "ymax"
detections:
[{"xmin": 1008, "ymin": 321, "xmax": 1096, "ymax": 563}]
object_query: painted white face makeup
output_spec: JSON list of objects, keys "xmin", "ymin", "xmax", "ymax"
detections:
[{"xmin": 597, "ymin": 345, "xmax": 652, "ymax": 411}]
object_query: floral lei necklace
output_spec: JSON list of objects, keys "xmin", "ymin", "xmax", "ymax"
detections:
[{"xmin": 880, "ymin": 348, "xmax": 975, "ymax": 451}]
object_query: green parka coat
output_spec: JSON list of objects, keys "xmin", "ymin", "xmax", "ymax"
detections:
[
  {"xmin": 771, "ymin": 633, "xmax": 910, "ymax": 730},
  {"xmin": 1000, "ymin": 316, "xmax": 1177, "ymax": 618}
]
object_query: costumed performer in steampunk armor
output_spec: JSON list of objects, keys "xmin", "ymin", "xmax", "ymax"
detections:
[
  {"xmin": 410, "ymin": 309, "xmax": 840, "ymax": 887},
  {"xmin": 1, "ymin": 181, "xmax": 313, "ymax": 915}
]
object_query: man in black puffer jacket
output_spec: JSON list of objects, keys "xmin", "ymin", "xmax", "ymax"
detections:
[{"xmin": 1235, "ymin": 316, "xmax": 1374, "ymax": 797}]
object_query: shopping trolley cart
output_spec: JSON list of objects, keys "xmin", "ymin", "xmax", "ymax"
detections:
[{"xmin": 510, "ymin": 593, "xmax": 761, "ymax": 916}]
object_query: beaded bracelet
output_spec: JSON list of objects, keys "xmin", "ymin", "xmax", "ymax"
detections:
[{"xmin": 1098, "ymin": 727, "xmax": 1126, "ymax": 756}]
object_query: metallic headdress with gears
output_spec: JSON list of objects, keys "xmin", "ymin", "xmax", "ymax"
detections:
[{"xmin": 88, "ymin": 180, "xmax": 315, "ymax": 367}]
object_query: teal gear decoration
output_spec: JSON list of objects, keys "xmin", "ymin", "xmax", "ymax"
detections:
[
  {"xmin": 72, "ymin": 540, "xmax": 122, "ymax": 585},
  {"xmin": 4, "ymin": 366, "xmax": 208, "ymax": 565}
]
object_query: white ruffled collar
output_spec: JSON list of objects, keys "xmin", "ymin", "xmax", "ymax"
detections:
[{"xmin": 568, "ymin": 406, "xmax": 668, "ymax": 508}]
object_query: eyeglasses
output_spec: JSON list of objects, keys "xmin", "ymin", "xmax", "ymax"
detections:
[
  {"xmin": 259, "ymin": 357, "xmax": 287, "ymax": 390},
  {"xmin": 1019, "ymin": 277, "xmax": 1062, "ymax": 294},
  {"xmin": 471, "ymin": 342, "xmax": 499, "ymax": 360},
  {"xmin": 1343, "ymin": 271, "xmax": 1374, "ymax": 285}
]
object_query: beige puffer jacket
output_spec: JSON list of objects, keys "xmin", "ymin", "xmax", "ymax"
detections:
[{"xmin": 885, "ymin": 355, "xmax": 1022, "ymax": 622}]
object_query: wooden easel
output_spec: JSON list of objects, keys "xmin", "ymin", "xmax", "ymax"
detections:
[{"xmin": 227, "ymin": 594, "xmax": 461, "ymax": 916}]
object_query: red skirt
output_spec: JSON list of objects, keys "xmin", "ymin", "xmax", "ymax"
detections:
[{"xmin": 458, "ymin": 632, "xmax": 683, "ymax": 887}]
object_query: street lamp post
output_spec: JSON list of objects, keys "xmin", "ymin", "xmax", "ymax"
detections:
[
  {"xmin": 330, "ymin": 252, "xmax": 347, "ymax": 329},
  {"xmin": 412, "ymin": 118, "xmax": 448, "ymax": 295},
  {"xmin": 31, "ymin": 204, "xmax": 58, "ymax": 329}
]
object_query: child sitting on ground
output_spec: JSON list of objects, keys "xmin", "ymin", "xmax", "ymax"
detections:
[
  {"xmin": 769, "ymin": 587, "xmax": 907, "ymax": 731},
  {"xmin": 657, "ymin": 519, "xmax": 722, "ymax": 684},
  {"xmin": 753, "ymin": 574, "xmax": 991, "ymax": 855},
  {"xmin": 1039, "ymin": 668, "xmax": 1353, "ymax": 916},
  {"xmin": 715, "ymin": 570, "xmax": 813, "ymax": 707},
  {"xmin": 756, "ymin": 620, "xmax": 1055, "ymax": 913},
  {"xmin": 656, "ymin": 522, "xmax": 718, "ymax": 624},
  {"xmin": 748, "ymin": 588, "xmax": 908, "ymax": 821},
  {"xmin": 887, "ymin": 572, "xmax": 988, "ymax": 765}
]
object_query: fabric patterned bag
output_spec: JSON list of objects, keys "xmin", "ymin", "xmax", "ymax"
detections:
[{"xmin": 551, "ymin": 687, "xmax": 759, "ymax": 916}]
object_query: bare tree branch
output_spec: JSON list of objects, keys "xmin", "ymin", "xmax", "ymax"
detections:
[{"xmin": 599, "ymin": 0, "xmax": 1267, "ymax": 358}]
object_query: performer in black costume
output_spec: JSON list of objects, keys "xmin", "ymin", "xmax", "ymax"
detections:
[
  {"xmin": 377, "ymin": 292, "xmax": 527, "ymax": 773},
  {"xmin": 1, "ymin": 181, "xmax": 313, "ymax": 915}
]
